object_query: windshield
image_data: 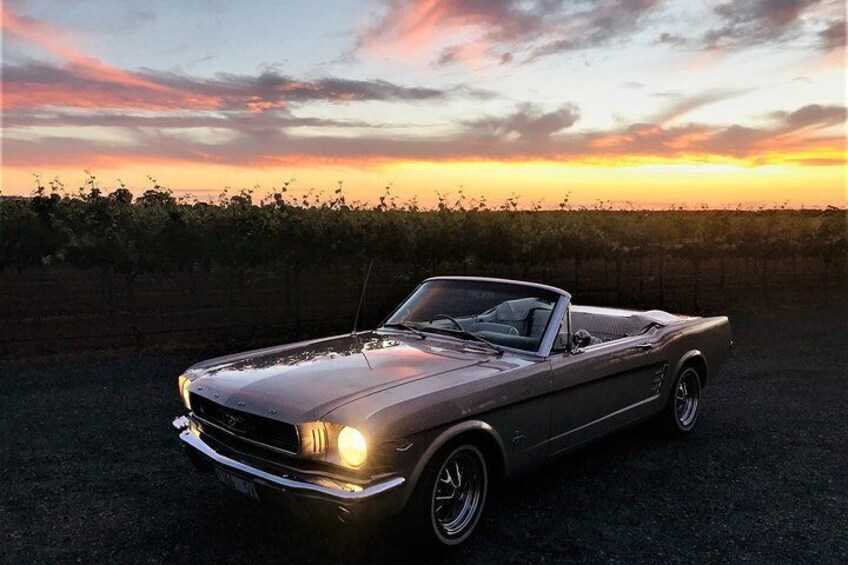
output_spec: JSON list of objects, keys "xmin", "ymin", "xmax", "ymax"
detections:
[{"xmin": 383, "ymin": 279, "xmax": 561, "ymax": 352}]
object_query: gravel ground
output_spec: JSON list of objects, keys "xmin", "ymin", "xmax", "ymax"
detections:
[{"xmin": 2, "ymin": 294, "xmax": 847, "ymax": 564}]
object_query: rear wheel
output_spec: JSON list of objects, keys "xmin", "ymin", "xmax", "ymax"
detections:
[
  {"xmin": 408, "ymin": 443, "xmax": 489, "ymax": 548},
  {"xmin": 661, "ymin": 366, "xmax": 702, "ymax": 436}
]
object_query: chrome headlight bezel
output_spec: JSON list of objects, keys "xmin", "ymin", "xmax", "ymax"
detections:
[
  {"xmin": 177, "ymin": 374, "xmax": 192, "ymax": 409},
  {"xmin": 299, "ymin": 421, "xmax": 368, "ymax": 469}
]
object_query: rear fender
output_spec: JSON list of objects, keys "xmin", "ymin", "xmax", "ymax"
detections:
[{"xmin": 675, "ymin": 349, "xmax": 707, "ymax": 383}]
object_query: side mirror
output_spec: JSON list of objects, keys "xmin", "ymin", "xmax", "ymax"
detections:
[{"xmin": 572, "ymin": 329, "xmax": 592, "ymax": 349}]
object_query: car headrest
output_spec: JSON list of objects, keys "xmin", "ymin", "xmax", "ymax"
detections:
[
  {"xmin": 474, "ymin": 322, "xmax": 519, "ymax": 335},
  {"xmin": 476, "ymin": 331, "xmax": 539, "ymax": 351},
  {"xmin": 495, "ymin": 298, "xmax": 551, "ymax": 322}
]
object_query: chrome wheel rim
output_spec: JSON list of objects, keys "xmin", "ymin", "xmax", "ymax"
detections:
[
  {"xmin": 675, "ymin": 368, "xmax": 701, "ymax": 428},
  {"xmin": 431, "ymin": 448, "xmax": 485, "ymax": 541}
]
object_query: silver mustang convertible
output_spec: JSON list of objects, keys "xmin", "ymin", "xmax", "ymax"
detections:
[{"xmin": 174, "ymin": 276, "xmax": 731, "ymax": 547}]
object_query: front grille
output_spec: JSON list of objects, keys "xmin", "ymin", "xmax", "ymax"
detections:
[
  {"xmin": 197, "ymin": 425, "xmax": 371, "ymax": 483},
  {"xmin": 190, "ymin": 393, "xmax": 300, "ymax": 454}
]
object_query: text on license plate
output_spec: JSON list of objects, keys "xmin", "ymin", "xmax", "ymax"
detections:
[{"xmin": 215, "ymin": 468, "xmax": 259, "ymax": 500}]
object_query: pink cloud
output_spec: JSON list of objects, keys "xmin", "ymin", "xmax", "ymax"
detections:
[
  {"xmin": 1, "ymin": 6, "xmax": 177, "ymax": 94},
  {"xmin": 1, "ymin": 7, "xmax": 459, "ymax": 112}
]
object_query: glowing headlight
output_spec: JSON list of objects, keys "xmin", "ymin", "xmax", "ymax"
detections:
[
  {"xmin": 178, "ymin": 375, "xmax": 192, "ymax": 409},
  {"xmin": 337, "ymin": 426, "xmax": 367, "ymax": 467}
]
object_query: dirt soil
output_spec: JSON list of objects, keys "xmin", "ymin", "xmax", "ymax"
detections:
[{"xmin": 2, "ymin": 293, "xmax": 847, "ymax": 564}]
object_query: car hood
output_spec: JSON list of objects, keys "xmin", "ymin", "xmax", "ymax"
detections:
[{"xmin": 186, "ymin": 331, "xmax": 488, "ymax": 423}]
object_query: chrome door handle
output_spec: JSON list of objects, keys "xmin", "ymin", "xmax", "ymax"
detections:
[{"xmin": 634, "ymin": 343, "xmax": 653, "ymax": 351}]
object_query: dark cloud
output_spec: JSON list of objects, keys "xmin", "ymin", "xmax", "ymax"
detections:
[
  {"xmin": 0, "ymin": 108, "xmax": 373, "ymax": 130},
  {"xmin": 463, "ymin": 103, "xmax": 581, "ymax": 143},
  {"xmin": 1, "ymin": 61, "xmax": 476, "ymax": 112},
  {"xmin": 651, "ymin": 90, "xmax": 682, "ymax": 99},
  {"xmin": 773, "ymin": 104, "xmax": 847, "ymax": 130},
  {"xmin": 657, "ymin": 32, "xmax": 688, "ymax": 47},
  {"xmin": 435, "ymin": 45, "xmax": 463, "ymax": 67},
  {"xmin": 650, "ymin": 89, "xmax": 751, "ymax": 125},
  {"xmin": 147, "ymin": 69, "xmax": 452, "ymax": 105},
  {"xmin": 527, "ymin": 0, "xmax": 662, "ymax": 61},
  {"xmin": 361, "ymin": 0, "xmax": 836, "ymax": 63},
  {"xmin": 357, "ymin": 0, "xmax": 665, "ymax": 66},
  {"xmin": 703, "ymin": 0, "xmax": 821, "ymax": 48},
  {"xmin": 818, "ymin": 19, "xmax": 846, "ymax": 51},
  {"xmin": 5, "ymin": 103, "xmax": 843, "ymax": 168}
]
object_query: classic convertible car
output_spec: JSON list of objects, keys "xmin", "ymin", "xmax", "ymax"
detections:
[{"xmin": 173, "ymin": 276, "xmax": 731, "ymax": 546}]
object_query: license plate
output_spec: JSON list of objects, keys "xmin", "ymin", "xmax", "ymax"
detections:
[{"xmin": 215, "ymin": 468, "xmax": 259, "ymax": 500}]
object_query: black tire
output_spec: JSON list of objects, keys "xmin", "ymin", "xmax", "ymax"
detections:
[
  {"xmin": 406, "ymin": 442, "xmax": 489, "ymax": 548},
  {"xmin": 660, "ymin": 365, "xmax": 703, "ymax": 436}
]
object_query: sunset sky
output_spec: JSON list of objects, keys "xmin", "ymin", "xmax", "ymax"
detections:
[{"xmin": 2, "ymin": 0, "xmax": 846, "ymax": 208}]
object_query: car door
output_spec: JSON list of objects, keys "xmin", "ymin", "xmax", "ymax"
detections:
[{"xmin": 547, "ymin": 331, "xmax": 668, "ymax": 456}]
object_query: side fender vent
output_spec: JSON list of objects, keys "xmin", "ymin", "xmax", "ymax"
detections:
[{"xmin": 651, "ymin": 364, "xmax": 668, "ymax": 395}]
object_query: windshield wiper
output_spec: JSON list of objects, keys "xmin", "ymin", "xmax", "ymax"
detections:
[
  {"xmin": 381, "ymin": 322, "xmax": 426, "ymax": 339},
  {"xmin": 419, "ymin": 325, "xmax": 504, "ymax": 355}
]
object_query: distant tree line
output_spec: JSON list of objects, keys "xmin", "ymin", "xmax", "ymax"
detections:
[{"xmin": 1, "ymin": 175, "xmax": 846, "ymax": 289}]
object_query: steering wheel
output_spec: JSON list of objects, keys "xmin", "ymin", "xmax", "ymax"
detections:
[{"xmin": 429, "ymin": 314, "xmax": 464, "ymax": 330}]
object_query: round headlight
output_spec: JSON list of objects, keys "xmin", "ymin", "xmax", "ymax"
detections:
[
  {"xmin": 178, "ymin": 375, "xmax": 192, "ymax": 409},
  {"xmin": 337, "ymin": 426, "xmax": 367, "ymax": 467}
]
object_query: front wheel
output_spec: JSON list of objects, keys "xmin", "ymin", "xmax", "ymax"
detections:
[
  {"xmin": 660, "ymin": 365, "xmax": 703, "ymax": 436},
  {"xmin": 408, "ymin": 443, "xmax": 489, "ymax": 548}
]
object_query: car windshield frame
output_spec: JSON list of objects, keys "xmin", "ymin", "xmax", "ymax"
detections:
[{"xmin": 380, "ymin": 277, "xmax": 570, "ymax": 357}]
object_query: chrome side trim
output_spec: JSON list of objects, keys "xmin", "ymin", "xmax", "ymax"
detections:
[
  {"xmin": 180, "ymin": 428, "xmax": 405, "ymax": 501},
  {"xmin": 549, "ymin": 394, "xmax": 661, "ymax": 445}
]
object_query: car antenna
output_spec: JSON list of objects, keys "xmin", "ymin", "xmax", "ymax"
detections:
[{"xmin": 352, "ymin": 258, "xmax": 374, "ymax": 336}]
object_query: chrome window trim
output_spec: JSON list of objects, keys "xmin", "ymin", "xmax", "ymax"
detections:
[
  {"xmin": 537, "ymin": 295, "xmax": 570, "ymax": 358},
  {"xmin": 423, "ymin": 276, "xmax": 571, "ymax": 299},
  {"xmin": 380, "ymin": 277, "xmax": 571, "ymax": 359}
]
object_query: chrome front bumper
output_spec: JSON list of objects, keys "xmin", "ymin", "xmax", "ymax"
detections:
[{"xmin": 175, "ymin": 419, "xmax": 406, "ymax": 520}]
